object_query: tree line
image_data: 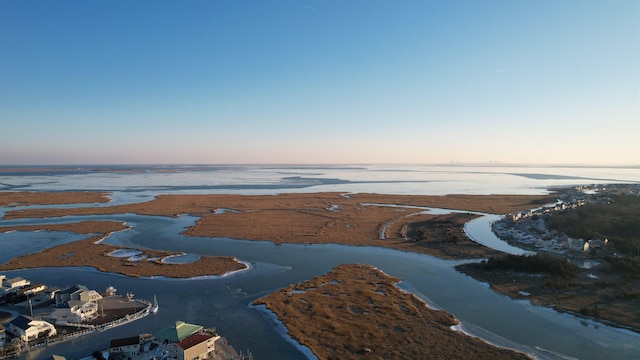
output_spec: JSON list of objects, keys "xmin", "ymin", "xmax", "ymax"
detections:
[{"xmin": 482, "ymin": 253, "xmax": 577, "ymax": 279}]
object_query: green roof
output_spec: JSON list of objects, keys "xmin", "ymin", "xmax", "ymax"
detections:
[{"xmin": 153, "ymin": 321, "xmax": 203, "ymax": 342}]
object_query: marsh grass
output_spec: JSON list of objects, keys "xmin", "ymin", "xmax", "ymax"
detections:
[{"xmin": 255, "ymin": 264, "xmax": 531, "ymax": 360}]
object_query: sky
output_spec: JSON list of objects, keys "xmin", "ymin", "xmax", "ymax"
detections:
[{"xmin": 1, "ymin": 0, "xmax": 638, "ymax": 166}]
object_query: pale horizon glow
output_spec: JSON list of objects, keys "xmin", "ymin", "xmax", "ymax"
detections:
[{"xmin": 1, "ymin": 1, "xmax": 638, "ymax": 166}]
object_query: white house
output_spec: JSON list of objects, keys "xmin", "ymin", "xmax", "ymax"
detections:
[
  {"xmin": 5, "ymin": 315, "xmax": 56, "ymax": 342},
  {"xmin": 20, "ymin": 283, "xmax": 47, "ymax": 296},
  {"xmin": 2, "ymin": 277, "xmax": 30, "ymax": 295},
  {"xmin": 568, "ymin": 238, "xmax": 589, "ymax": 252},
  {"xmin": 49, "ymin": 300, "xmax": 98, "ymax": 324},
  {"xmin": 75, "ymin": 290, "xmax": 102, "ymax": 303},
  {"xmin": 588, "ymin": 238, "xmax": 608, "ymax": 249}
]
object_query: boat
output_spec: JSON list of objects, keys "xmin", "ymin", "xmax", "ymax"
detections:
[{"xmin": 151, "ymin": 295, "xmax": 159, "ymax": 314}]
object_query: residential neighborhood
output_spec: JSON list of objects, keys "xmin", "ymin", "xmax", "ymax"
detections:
[
  {"xmin": 101, "ymin": 320, "xmax": 241, "ymax": 360},
  {"xmin": 0, "ymin": 278, "xmax": 154, "ymax": 359},
  {"xmin": 0, "ymin": 276, "xmax": 244, "ymax": 360},
  {"xmin": 493, "ymin": 184, "xmax": 622, "ymax": 256}
]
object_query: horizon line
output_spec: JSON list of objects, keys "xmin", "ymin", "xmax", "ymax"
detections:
[{"xmin": 0, "ymin": 162, "xmax": 639, "ymax": 169}]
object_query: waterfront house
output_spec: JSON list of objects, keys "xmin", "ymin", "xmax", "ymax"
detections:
[
  {"xmin": 49, "ymin": 299, "xmax": 99, "ymax": 324},
  {"xmin": 168, "ymin": 330, "xmax": 221, "ymax": 360},
  {"xmin": 153, "ymin": 320, "xmax": 203, "ymax": 344},
  {"xmin": 20, "ymin": 283, "xmax": 47, "ymax": 297},
  {"xmin": 3, "ymin": 277, "xmax": 29, "ymax": 289},
  {"xmin": 54, "ymin": 286, "xmax": 101, "ymax": 306},
  {"xmin": 109, "ymin": 335, "xmax": 141, "ymax": 358},
  {"xmin": 4, "ymin": 315, "xmax": 56, "ymax": 342},
  {"xmin": 2, "ymin": 277, "xmax": 30, "ymax": 295}
]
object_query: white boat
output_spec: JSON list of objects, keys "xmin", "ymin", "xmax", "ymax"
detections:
[{"xmin": 151, "ymin": 295, "xmax": 159, "ymax": 313}]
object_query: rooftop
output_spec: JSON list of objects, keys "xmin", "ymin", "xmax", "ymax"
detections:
[
  {"xmin": 8, "ymin": 315, "xmax": 33, "ymax": 330},
  {"xmin": 153, "ymin": 320, "xmax": 203, "ymax": 342},
  {"xmin": 110, "ymin": 335, "xmax": 140, "ymax": 348},
  {"xmin": 177, "ymin": 332, "xmax": 215, "ymax": 350}
]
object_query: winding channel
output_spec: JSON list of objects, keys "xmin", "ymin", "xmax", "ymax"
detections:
[{"xmin": 1, "ymin": 208, "xmax": 639, "ymax": 359}]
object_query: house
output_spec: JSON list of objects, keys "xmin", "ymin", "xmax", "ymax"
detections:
[
  {"xmin": 49, "ymin": 299, "xmax": 99, "ymax": 324},
  {"xmin": 35, "ymin": 287, "xmax": 60, "ymax": 302},
  {"xmin": 20, "ymin": 283, "xmax": 47, "ymax": 297},
  {"xmin": 552, "ymin": 239, "xmax": 567, "ymax": 250},
  {"xmin": 3, "ymin": 277, "xmax": 29, "ymax": 289},
  {"xmin": 588, "ymin": 238, "xmax": 608, "ymax": 249},
  {"xmin": 109, "ymin": 335, "xmax": 141, "ymax": 358},
  {"xmin": 55, "ymin": 285, "xmax": 89, "ymax": 307},
  {"xmin": 506, "ymin": 212, "xmax": 521, "ymax": 222},
  {"xmin": 568, "ymin": 238, "xmax": 589, "ymax": 252},
  {"xmin": 4, "ymin": 315, "xmax": 56, "ymax": 342},
  {"xmin": 168, "ymin": 330, "xmax": 220, "ymax": 360},
  {"xmin": 2, "ymin": 277, "xmax": 30, "ymax": 294},
  {"xmin": 535, "ymin": 239, "xmax": 553, "ymax": 249},
  {"xmin": 153, "ymin": 320, "xmax": 204, "ymax": 343},
  {"xmin": 73, "ymin": 289, "xmax": 102, "ymax": 303}
]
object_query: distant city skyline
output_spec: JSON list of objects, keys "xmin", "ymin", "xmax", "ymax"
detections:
[{"xmin": 1, "ymin": 0, "xmax": 638, "ymax": 166}]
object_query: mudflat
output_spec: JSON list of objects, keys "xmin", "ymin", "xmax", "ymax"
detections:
[{"xmin": 254, "ymin": 264, "xmax": 531, "ymax": 360}]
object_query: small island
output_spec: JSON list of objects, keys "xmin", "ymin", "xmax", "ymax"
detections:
[{"xmin": 254, "ymin": 263, "xmax": 531, "ymax": 360}]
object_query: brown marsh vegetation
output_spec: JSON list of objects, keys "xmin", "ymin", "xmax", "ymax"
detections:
[
  {"xmin": 0, "ymin": 220, "xmax": 246, "ymax": 278},
  {"xmin": 254, "ymin": 264, "xmax": 531, "ymax": 360},
  {"xmin": 0, "ymin": 191, "xmax": 110, "ymax": 207}
]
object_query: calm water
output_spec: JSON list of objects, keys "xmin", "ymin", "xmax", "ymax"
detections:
[{"xmin": 1, "ymin": 165, "xmax": 639, "ymax": 359}]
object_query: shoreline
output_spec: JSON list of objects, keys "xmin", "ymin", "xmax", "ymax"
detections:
[
  {"xmin": 251, "ymin": 304, "xmax": 319, "ymax": 360},
  {"xmin": 455, "ymin": 262, "xmax": 640, "ymax": 333},
  {"xmin": 394, "ymin": 280, "xmax": 551, "ymax": 359}
]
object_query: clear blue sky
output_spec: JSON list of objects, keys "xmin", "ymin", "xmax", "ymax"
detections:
[{"xmin": 1, "ymin": 0, "xmax": 638, "ymax": 165}]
